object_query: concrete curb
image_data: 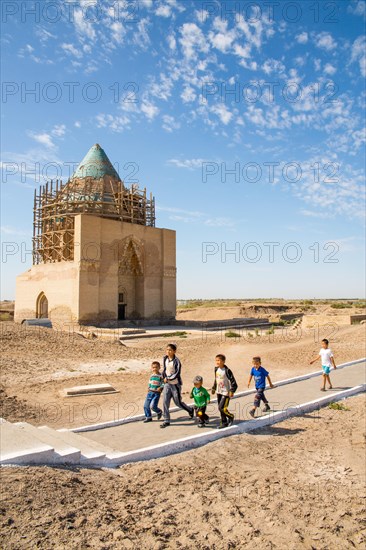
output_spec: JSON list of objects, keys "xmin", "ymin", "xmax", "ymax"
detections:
[
  {"xmin": 102, "ymin": 383, "xmax": 366, "ymax": 466},
  {"xmin": 70, "ymin": 358, "xmax": 365, "ymax": 433}
]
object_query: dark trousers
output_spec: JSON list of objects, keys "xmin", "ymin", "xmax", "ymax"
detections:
[
  {"xmin": 254, "ymin": 388, "xmax": 268, "ymax": 408},
  {"xmin": 196, "ymin": 405, "xmax": 209, "ymax": 425},
  {"xmin": 217, "ymin": 394, "xmax": 234, "ymax": 424},
  {"xmin": 163, "ymin": 383, "xmax": 193, "ymax": 422}
]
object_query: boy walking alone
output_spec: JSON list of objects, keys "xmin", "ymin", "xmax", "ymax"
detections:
[
  {"xmin": 143, "ymin": 361, "xmax": 163, "ymax": 422},
  {"xmin": 310, "ymin": 338, "xmax": 337, "ymax": 391},
  {"xmin": 248, "ymin": 357, "xmax": 274, "ymax": 418},
  {"xmin": 211, "ymin": 354, "xmax": 237, "ymax": 428}
]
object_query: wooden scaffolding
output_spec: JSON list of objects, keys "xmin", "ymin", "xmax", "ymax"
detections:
[{"xmin": 33, "ymin": 177, "xmax": 156, "ymax": 265}]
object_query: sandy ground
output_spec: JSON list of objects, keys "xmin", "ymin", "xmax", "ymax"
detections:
[
  {"xmin": 1, "ymin": 393, "xmax": 365, "ymax": 549},
  {"xmin": 1, "ymin": 322, "xmax": 365, "ymax": 429}
]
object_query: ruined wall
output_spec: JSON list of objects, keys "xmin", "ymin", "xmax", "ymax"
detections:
[{"xmin": 14, "ymin": 262, "xmax": 79, "ymax": 324}]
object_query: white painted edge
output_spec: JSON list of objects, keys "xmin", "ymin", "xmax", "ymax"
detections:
[
  {"xmin": 1, "ymin": 385, "xmax": 364, "ymax": 468},
  {"xmin": 70, "ymin": 358, "xmax": 366, "ymax": 433},
  {"xmin": 91, "ymin": 383, "xmax": 366, "ymax": 468}
]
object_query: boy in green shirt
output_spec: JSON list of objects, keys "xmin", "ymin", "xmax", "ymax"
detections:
[{"xmin": 190, "ymin": 375, "xmax": 210, "ymax": 428}]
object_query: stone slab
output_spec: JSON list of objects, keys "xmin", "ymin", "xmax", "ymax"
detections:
[{"xmin": 64, "ymin": 383, "xmax": 118, "ymax": 397}]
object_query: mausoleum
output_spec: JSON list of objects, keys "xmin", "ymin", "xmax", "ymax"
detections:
[{"xmin": 14, "ymin": 144, "xmax": 176, "ymax": 324}]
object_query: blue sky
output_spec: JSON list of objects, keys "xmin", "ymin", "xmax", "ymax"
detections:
[{"xmin": 1, "ymin": 0, "xmax": 365, "ymax": 299}]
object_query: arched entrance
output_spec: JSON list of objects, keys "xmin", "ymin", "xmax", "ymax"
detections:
[
  {"xmin": 118, "ymin": 237, "xmax": 144, "ymax": 319},
  {"xmin": 36, "ymin": 292, "xmax": 48, "ymax": 318},
  {"xmin": 118, "ymin": 287, "xmax": 127, "ymax": 320}
]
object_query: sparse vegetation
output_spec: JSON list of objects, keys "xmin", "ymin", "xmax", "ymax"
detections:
[
  {"xmin": 331, "ymin": 303, "xmax": 353, "ymax": 309},
  {"xmin": 266, "ymin": 326, "xmax": 275, "ymax": 335},
  {"xmin": 225, "ymin": 331, "xmax": 241, "ymax": 338},
  {"xmin": 161, "ymin": 331, "xmax": 188, "ymax": 338},
  {"xmin": 328, "ymin": 402, "xmax": 350, "ymax": 411},
  {"xmin": 177, "ymin": 299, "xmax": 242, "ymax": 310},
  {"xmin": 0, "ymin": 313, "xmax": 12, "ymax": 321}
]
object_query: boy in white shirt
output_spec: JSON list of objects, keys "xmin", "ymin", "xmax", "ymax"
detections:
[{"xmin": 310, "ymin": 338, "xmax": 337, "ymax": 391}]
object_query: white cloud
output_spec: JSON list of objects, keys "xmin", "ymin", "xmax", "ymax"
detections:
[
  {"xmin": 181, "ymin": 86, "xmax": 196, "ymax": 103},
  {"xmin": 262, "ymin": 58, "xmax": 286, "ymax": 75},
  {"xmin": 150, "ymin": 74, "xmax": 174, "ymax": 101},
  {"xmin": 351, "ymin": 36, "xmax": 366, "ymax": 77},
  {"xmin": 314, "ymin": 32, "xmax": 337, "ymax": 51},
  {"xmin": 195, "ymin": 9, "xmax": 209, "ymax": 23},
  {"xmin": 162, "ymin": 115, "xmax": 180, "ymax": 132},
  {"xmin": 211, "ymin": 104, "xmax": 233, "ymax": 125},
  {"xmin": 73, "ymin": 8, "xmax": 96, "ymax": 40},
  {"xmin": 236, "ymin": 15, "xmax": 265, "ymax": 50},
  {"xmin": 233, "ymin": 43, "xmax": 251, "ymax": 59},
  {"xmin": 74, "ymin": 121, "xmax": 81, "ymax": 128},
  {"xmin": 314, "ymin": 59, "xmax": 321, "ymax": 71},
  {"xmin": 95, "ymin": 113, "xmax": 131, "ymax": 132},
  {"xmin": 204, "ymin": 217, "xmax": 236, "ymax": 228},
  {"xmin": 140, "ymin": 99, "xmax": 159, "ymax": 120},
  {"xmin": 36, "ymin": 29, "xmax": 55, "ymax": 43},
  {"xmin": 167, "ymin": 34, "xmax": 176, "ymax": 50},
  {"xmin": 133, "ymin": 18, "xmax": 151, "ymax": 48},
  {"xmin": 167, "ymin": 159, "xmax": 206, "ymax": 170},
  {"xmin": 52, "ymin": 125, "xmax": 66, "ymax": 137},
  {"xmin": 324, "ymin": 63, "xmax": 337, "ymax": 75},
  {"xmin": 347, "ymin": 1, "xmax": 366, "ymax": 17},
  {"xmin": 179, "ymin": 23, "xmax": 209, "ymax": 59},
  {"xmin": 61, "ymin": 43, "xmax": 83, "ymax": 58},
  {"xmin": 294, "ymin": 56, "xmax": 306, "ymax": 67},
  {"xmin": 111, "ymin": 21, "xmax": 126, "ymax": 44},
  {"xmin": 28, "ymin": 132, "xmax": 55, "ymax": 148},
  {"xmin": 299, "ymin": 209, "xmax": 321, "ymax": 218},
  {"xmin": 71, "ymin": 11, "xmax": 93, "ymax": 41},
  {"xmin": 18, "ymin": 44, "xmax": 53, "ymax": 65},
  {"xmin": 209, "ymin": 30, "xmax": 236, "ymax": 53},
  {"xmin": 352, "ymin": 127, "xmax": 366, "ymax": 150},
  {"xmin": 296, "ymin": 32, "xmax": 308, "ymax": 44},
  {"xmin": 156, "ymin": 5, "xmax": 171, "ymax": 17}
]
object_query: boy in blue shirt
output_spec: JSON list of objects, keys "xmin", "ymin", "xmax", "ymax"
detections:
[{"xmin": 247, "ymin": 356, "xmax": 274, "ymax": 418}]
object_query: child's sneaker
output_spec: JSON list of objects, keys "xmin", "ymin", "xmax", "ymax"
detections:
[
  {"xmin": 249, "ymin": 409, "xmax": 255, "ymax": 418},
  {"xmin": 218, "ymin": 423, "xmax": 228, "ymax": 429},
  {"xmin": 227, "ymin": 417, "xmax": 234, "ymax": 427},
  {"xmin": 160, "ymin": 422, "xmax": 170, "ymax": 429},
  {"xmin": 143, "ymin": 418, "xmax": 152, "ymax": 423},
  {"xmin": 198, "ymin": 423, "xmax": 205, "ymax": 428},
  {"xmin": 263, "ymin": 404, "xmax": 270, "ymax": 412},
  {"xmin": 157, "ymin": 412, "xmax": 162, "ymax": 420}
]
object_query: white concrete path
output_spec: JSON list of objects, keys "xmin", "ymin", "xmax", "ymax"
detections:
[{"xmin": 1, "ymin": 359, "xmax": 365, "ymax": 468}]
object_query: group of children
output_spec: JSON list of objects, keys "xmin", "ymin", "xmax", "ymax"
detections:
[{"xmin": 143, "ymin": 339, "xmax": 337, "ymax": 428}]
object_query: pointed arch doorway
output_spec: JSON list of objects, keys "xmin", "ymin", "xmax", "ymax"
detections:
[
  {"xmin": 36, "ymin": 292, "xmax": 49, "ymax": 318},
  {"xmin": 118, "ymin": 237, "xmax": 144, "ymax": 319}
]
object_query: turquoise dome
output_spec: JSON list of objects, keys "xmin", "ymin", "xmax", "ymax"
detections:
[{"xmin": 71, "ymin": 144, "xmax": 120, "ymax": 180}]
